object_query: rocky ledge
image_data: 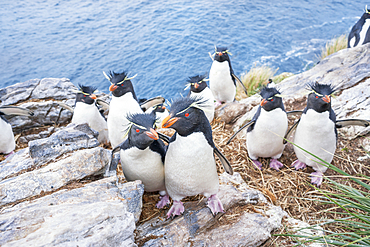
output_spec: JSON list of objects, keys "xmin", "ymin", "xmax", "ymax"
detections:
[{"xmin": 0, "ymin": 43, "xmax": 370, "ymax": 246}]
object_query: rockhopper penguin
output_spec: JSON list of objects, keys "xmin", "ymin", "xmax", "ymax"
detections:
[
  {"xmin": 227, "ymin": 85, "xmax": 288, "ymax": 170},
  {"xmin": 108, "ymin": 113, "xmax": 169, "ymax": 208},
  {"xmin": 71, "ymin": 84, "xmax": 109, "ymax": 144},
  {"xmin": 0, "ymin": 106, "xmax": 34, "ymax": 157},
  {"xmin": 161, "ymin": 97, "xmax": 233, "ymax": 218},
  {"xmin": 186, "ymin": 75, "xmax": 215, "ymax": 123},
  {"xmin": 348, "ymin": 5, "xmax": 370, "ymax": 48}
]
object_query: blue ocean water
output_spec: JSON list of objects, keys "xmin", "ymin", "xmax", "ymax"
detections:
[{"xmin": 0, "ymin": 0, "xmax": 365, "ymax": 100}]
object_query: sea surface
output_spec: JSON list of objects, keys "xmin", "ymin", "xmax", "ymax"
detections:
[{"xmin": 0, "ymin": 0, "xmax": 365, "ymax": 100}]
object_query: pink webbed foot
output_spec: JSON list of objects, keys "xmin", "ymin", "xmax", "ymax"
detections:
[
  {"xmin": 310, "ymin": 172, "xmax": 324, "ymax": 186},
  {"xmin": 156, "ymin": 195, "xmax": 170, "ymax": 209},
  {"xmin": 166, "ymin": 200, "xmax": 184, "ymax": 219},
  {"xmin": 252, "ymin": 160, "xmax": 262, "ymax": 170},
  {"xmin": 4, "ymin": 151, "xmax": 15, "ymax": 159},
  {"xmin": 269, "ymin": 158, "xmax": 284, "ymax": 171},
  {"xmin": 291, "ymin": 159, "xmax": 306, "ymax": 170},
  {"xmin": 214, "ymin": 100, "xmax": 222, "ymax": 107},
  {"xmin": 207, "ymin": 194, "xmax": 224, "ymax": 215}
]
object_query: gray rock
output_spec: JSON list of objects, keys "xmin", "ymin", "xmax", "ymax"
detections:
[
  {"xmin": 0, "ymin": 148, "xmax": 33, "ymax": 181},
  {"xmin": 0, "ymin": 79, "xmax": 40, "ymax": 106},
  {"xmin": 117, "ymin": 180, "xmax": 145, "ymax": 223},
  {"xmin": 0, "ymin": 177, "xmax": 138, "ymax": 247},
  {"xmin": 0, "ymin": 147, "xmax": 110, "ymax": 206},
  {"xmin": 135, "ymin": 172, "xmax": 283, "ymax": 246},
  {"xmin": 29, "ymin": 123, "xmax": 100, "ymax": 167}
]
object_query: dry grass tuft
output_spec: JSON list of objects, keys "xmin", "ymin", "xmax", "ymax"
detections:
[{"xmin": 319, "ymin": 34, "xmax": 348, "ymax": 60}]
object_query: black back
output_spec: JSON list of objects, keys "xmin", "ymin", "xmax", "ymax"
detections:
[
  {"xmin": 348, "ymin": 7, "xmax": 370, "ymax": 47},
  {"xmin": 213, "ymin": 46, "xmax": 236, "ymax": 86},
  {"xmin": 108, "ymin": 71, "xmax": 138, "ymax": 100}
]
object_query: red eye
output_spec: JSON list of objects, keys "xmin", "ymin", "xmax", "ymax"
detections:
[
  {"xmin": 136, "ymin": 129, "xmax": 140, "ymax": 133},
  {"xmin": 316, "ymin": 96, "xmax": 318, "ymax": 98},
  {"xmin": 185, "ymin": 113, "xmax": 189, "ymax": 117},
  {"xmin": 84, "ymin": 95, "xmax": 86, "ymax": 97},
  {"xmin": 271, "ymin": 99, "xmax": 274, "ymax": 101}
]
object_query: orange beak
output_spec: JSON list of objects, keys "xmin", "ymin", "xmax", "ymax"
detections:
[
  {"xmin": 161, "ymin": 115, "xmax": 178, "ymax": 128},
  {"xmin": 90, "ymin": 94, "xmax": 97, "ymax": 100},
  {"xmin": 146, "ymin": 128, "xmax": 159, "ymax": 140},
  {"xmin": 322, "ymin": 95, "xmax": 331, "ymax": 103},
  {"xmin": 109, "ymin": 84, "xmax": 118, "ymax": 91},
  {"xmin": 260, "ymin": 99, "xmax": 267, "ymax": 106},
  {"xmin": 194, "ymin": 83, "xmax": 199, "ymax": 89}
]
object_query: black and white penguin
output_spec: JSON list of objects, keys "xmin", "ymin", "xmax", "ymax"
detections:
[
  {"xmin": 0, "ymin": 106, "xmax": 34, "ymax": 156},
  {"xmin": 290, "ymin": 83, "xmax": 337, "ymax": 186},
  {"xmin": 104, "ymin": 71, "xmax": 145, "ymax": 147},
  {"xmin": 186, "ymin": 75, "xmax": 215, "ymax": 122},
  {"xmin": 209, "ymin": 47, "xmax": 247, "ymax": 106},
  {"xmin": 108, "ymin": 113, "xmax": 169, "ymax": 208},
  {"xmin": 145, "ymin": 104, "xmax": 169, "ymax": 129},
  {"xmin": 71, "ymin": 84, "xmax": 109, "ymax": 144},
  {"xmin": 348, "ymin": 5, "xmax": 370, "ymax": 48},
  {"xmin": 161, "ymin": 97, "xmax": 233, "ymax": 218},
  {"xmin": 227, "ymin": 85, "xmax": 288, "ymax": 170}
]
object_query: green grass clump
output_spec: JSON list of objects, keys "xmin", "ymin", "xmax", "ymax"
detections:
[
  {"xmin": 277, "ymin": 141, "xmax": 370, "ymax": 246},
  {"xmin": 319, "ymin": 34, "xmax": 348, "ymax": 60}
]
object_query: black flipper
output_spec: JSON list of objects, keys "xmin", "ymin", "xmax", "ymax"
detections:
[
  {"xmin": 286, "ymin": 110, "xmax": 303, "ymax": 117},
  {"xmin": 214, "ymin": 147, "xmax": 233, "ymax": 175},
  {"xmin": 232, "ymin": 73, "xmax": 248, "ymax": 96},
  {"xmin": 140, "ymin": 96, "xmax": 165, "ymax": 112},
  {"xmin": 336, "ymin": 119, "xmax": 370, "ymax": 128},
  {"xmin": 0, "ymin": 106, "xmax": 34, "ymax": 116},
  {"xmin": 283, "ymin": 119, "xmax": 300, "ymax": 144},
  {"xmin": 158, "ymin": 132, "xmax": 170, "ymax": 143},
  {"xmin": 226, "ymin": 120, "xmax": 256, "ymax": 145},
  {"xmin": 96, "ymin": 99, "xmax": 110, "ymax": 111},
  {"xmin": 107, "ymin": 145, "xmax": 121, "ymax": 174}
]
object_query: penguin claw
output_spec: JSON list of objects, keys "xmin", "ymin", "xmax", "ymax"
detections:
[
  {"xmin": 269, "ymin": 159, "xmax": 284, "ymax": 171},
  {"xmin": 310, "ymin": 172, "xmax": 324, "ymax": 186},
  {"xmin": 291, "ymin": 160, "xmax": 306, "ymax": 170},
  {"xmin": 166, "ymin": 200, "xmax": 184, "ymax": 219},
  {"xmin": 252, "ymin": 160, "xmax": 262, "ymax": 170},
  {"xmin": 214, "ymin": 101, "xmax": 222, "ymax": 107},
  {"xmin": 207, "ymin": 194, "xmax": 224, "ymax": 215},
  {"xmin": 156, "ymin": 195, "xmax": 170, "ymax": 209}
]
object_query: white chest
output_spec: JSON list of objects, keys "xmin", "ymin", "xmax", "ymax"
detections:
[
  {"xmin": 209, "ymin": 61, "xmax": 235, "ymax": 102},
  {"xmin": 247, "ymin": 108, "xmax": 288, "ymax": 159},
  {"xmin": 165, "ymin": 133, "xmax": 219, "ymax": 200},
  {"xmin": 189, "ymin": 87, "xmax": 215, "ymax": 122},
  {"xmin": 0, "ymin": 118, "xmax": 15, "ymax": 154}
]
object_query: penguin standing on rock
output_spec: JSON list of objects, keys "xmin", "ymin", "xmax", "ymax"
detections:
[
  {"xmin": 186, "ymin": 75, "xmax": 215, "ymax": 123},
  {"xmin": 104, "ymin": 71, "xmax": 164, "ymax": 147},
  {"xmin": 0, "ymin": 106, "xmax": 34, "ymax": 157},
  {"xmin": 227, "ymin": 85, "xmax": 288, "ymax": 170},
  {"xmin": 71, "ymin": 84, "xmax": 109, "ymax": 144},
  {"xmin": 286, "ymin": 82, "xmax": 370, "ymax": 186},
  {"xmin": 108, "ymin": 113, "xmax": 169, "ymax": 208},
  {"xmin": 209, "ymin": 47, "xmax": 247, "ymax": 106},
  {"xmin": 348, "ymin": 5, "xmax": 370, "ymax": 48},
  {"xmin": 161, "ymin": 97, "xmax": 233, "ymax": 218}
]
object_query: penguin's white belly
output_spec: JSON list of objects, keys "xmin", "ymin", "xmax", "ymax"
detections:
[
  {"xmin": 247, "ymin": 108, "xmax": 288, "ymax": 159},
  {"xmin": 120, "ymin": 147, "xmax": 165, "ymax": 192},
  {"xmin": 165, "ymin": 133, "xmax": 219, "ymax": 201},
  {"xmin": 0, "ymin": 118, "xmax": 15, "ymax": 154},
  {"xmin": 209, "ymin": 61, "xmax": 235, "ymax": 103},
  {"xmin": 72, "ymin": 102, "xmax": 108, "ymax": 144},
  {"xmin": 358, "ymin": 19, "xmax": 370, "ymax": 47},
  {"xmin": 293, "ymin": 110, "xmax": 336, "ymax": 172},
  {"xmin": 107, "ymin": 94, "xmax": 142, "ymax": 147},
  {"xmin": 189, "ymin": 88, "xmax": 215, "ymax": 122}
]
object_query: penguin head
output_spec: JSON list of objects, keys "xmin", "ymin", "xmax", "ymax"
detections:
[
  {"xmin": 306, "ymin": 82, "xmax": 336, "ymax": 113},
  {"xmin": 103, "ymin": 71, "xmax": 138, "ymax": 99},
  {"xmin": 259, "ymin": 86, "xmax": 284, "ymax": 112},
  {"xmin": 75, "ymin": 84, "xmax": 97, "ymax": 105},
  {"xmin": 214, "ymin": 46, "xmax": 231, "ymax": 63},
  {"xmin": 151, "ymin": 104, "xmax": 167, "ymax": 114},
  {"xmin": 161, "ymin": 97, "xmax": 208, "ymax": 136},
  {"xmin": 187, "ymin": 75, "xmax": 208, "ymax": 93},
  {"xmin": 363, "ymin": 5, "xmax": 370, "ymax": 18},
  {"xmin": 126, "ymin": 113, "xmax": 159, "ymax": 149}
]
